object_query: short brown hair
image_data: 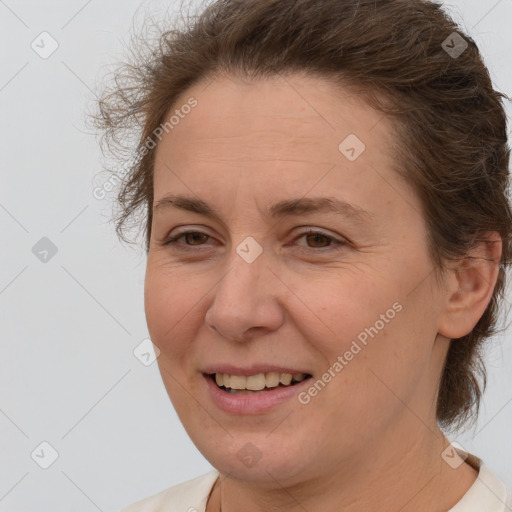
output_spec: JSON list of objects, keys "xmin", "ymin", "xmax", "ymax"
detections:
[{"xmin": 92, "ymin": 0, "xmax": 511, "ymax": 431}]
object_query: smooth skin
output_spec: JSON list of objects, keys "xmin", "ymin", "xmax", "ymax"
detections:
[{"xmin": 144, "ymin": 71, "xmax": 501, "ymax": 512}]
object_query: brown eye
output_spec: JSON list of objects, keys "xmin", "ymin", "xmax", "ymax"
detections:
[
  {"xmin": 293, "ymin": 229, "xmax": 347, "ymax": 253},
  {"xmin": 163, "ymin": 231, "xmax": 212, "ymax": 248},
  {"xmin": 183, "ymin": 232, "xmax": 209, "ymax": 245},
  {"xmin": 305, "ymin": 232, "xmax": 332, "ymax": 248}
]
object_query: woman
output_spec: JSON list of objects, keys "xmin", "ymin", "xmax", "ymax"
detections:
[{"xmin": 94, "ymin": 0, "xmax": 512, "ymax": 510}]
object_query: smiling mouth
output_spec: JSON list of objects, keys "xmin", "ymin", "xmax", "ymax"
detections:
[{"xmin": 209, "ymin": 372, "xmax": 313, "ymax": 394}]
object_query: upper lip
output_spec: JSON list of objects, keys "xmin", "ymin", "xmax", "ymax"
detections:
[{"xmin": 202, "ymin": 364, "xmax": 312, "ymax": 376}]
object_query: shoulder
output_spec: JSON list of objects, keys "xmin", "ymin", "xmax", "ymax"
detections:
[
  {"xmin": 120, "ymin": 470, "xmax": 220, "ymax": 512},
  {"xmin": 449, "ymin": 452, "xmax": 510, "ymax": 511}
]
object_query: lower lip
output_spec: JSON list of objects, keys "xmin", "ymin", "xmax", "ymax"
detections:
[{"xmin": 204, "ymin": 374, "xmax": 312, "ymax": 414}]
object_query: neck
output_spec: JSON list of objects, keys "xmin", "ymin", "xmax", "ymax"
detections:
[{"xmin": 208, "ymin": 425, "xmax": 477, "ymax": 512}]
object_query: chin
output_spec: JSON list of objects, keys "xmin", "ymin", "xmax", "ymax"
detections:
[{"xmin": 195, "ymin": 434, "xmax": 316, "ymax": 486}]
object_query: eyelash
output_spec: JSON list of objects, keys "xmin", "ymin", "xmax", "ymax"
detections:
[{"xmin": 162, "ymin": 229, "xmax": 347, "ymax": 252}]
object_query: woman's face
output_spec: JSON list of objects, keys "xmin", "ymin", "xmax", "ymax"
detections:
[{"xmin": 145, "ymin": 72, "xmax": 452, "ymax": 484}]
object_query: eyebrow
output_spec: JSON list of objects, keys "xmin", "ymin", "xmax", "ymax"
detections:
[{"xmin": 153, "ymin": 194, "xmax": 373, "ymax": 225}]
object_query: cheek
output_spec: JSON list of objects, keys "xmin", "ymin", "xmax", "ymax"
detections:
[
  {"xmin": 320, "ymin": 300, "xmax": 437, "ymax": 428},
  {"xmin": 144, "ymin": 270, "xmax": 202, "ymax": 410},
  {"xmin": 295, "ymin": 271, "xmax": 401, "ymax": 348},
  {"xmin": 144, "ymin": 265, "xmax": 201, "ymax": 359},
  {"xmin": 297, "ymin": 269, "xmax": 432, "ymax": 403}
]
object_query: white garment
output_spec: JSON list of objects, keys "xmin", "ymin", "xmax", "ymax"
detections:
[{"xmin": 120, "ymin": 454, "xmax": 511, "ymax": 512}]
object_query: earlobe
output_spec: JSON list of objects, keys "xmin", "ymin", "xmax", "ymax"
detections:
[{"xmin": 438, "ymin": 232, "xmax": 502, "ymax": 339}]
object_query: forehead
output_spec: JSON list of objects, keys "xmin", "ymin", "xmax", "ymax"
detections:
[
  {"xmin": 155, "ymin": 72, "xmax": 393, "ymax": 166},
  {"xmin": 151, "ymin": 73, "xmax": 417, "ymax": 228}
]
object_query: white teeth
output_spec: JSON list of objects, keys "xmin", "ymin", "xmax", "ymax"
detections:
[
  {"xmin": 229, "ymin": 375, "xmax": 247, "ymax": 390},
  {"xmin": 266, "ymin": 372, "xmax": 280, "ymax": 388},
  {"xmin": 280, "ymin": 373, "xmax": 292, "ymax": 385},
  {"xmin": 246, "ymin": 374, "xmax": 266, "ymax": 391},
  {"xmin": 214, "ymin": 372, "xmax": 309, "ymax": 390}
]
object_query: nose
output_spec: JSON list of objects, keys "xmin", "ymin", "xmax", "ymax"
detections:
[{"xmin": 205, "ymin": 248, "xmax": 285, "ymax": 342}]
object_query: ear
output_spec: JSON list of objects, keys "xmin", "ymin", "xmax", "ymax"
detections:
[{"xmin": 438, "ymin": 231, "xmax": 502, "ymax": 339}]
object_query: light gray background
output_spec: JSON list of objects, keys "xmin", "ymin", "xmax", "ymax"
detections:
[{"xmin": 0, "ymin": 1, "xmax": 511, "ymax": 510}]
